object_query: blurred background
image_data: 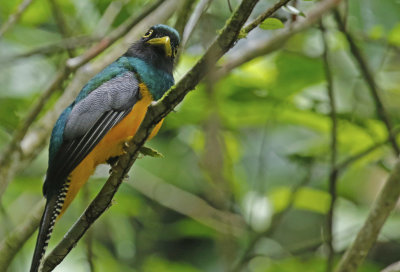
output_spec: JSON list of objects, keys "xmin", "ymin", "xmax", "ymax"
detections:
[{"xmin": 1, "ymin": 0, "xmax": 400, "ymax": 271}]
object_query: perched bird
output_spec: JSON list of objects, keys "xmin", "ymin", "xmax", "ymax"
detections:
[{"xmin": 30, "ymin": 24, "xmax": 180, "ymax": 272}]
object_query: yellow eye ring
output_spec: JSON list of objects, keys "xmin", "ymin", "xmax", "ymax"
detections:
[{"xmin": 143, "ymin": 29, "xmax": 153, "ymax": 38}]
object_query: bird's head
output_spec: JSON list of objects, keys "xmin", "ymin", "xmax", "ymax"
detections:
[{"xmin": 125, "ymin": 24, "xmax": 180, "ymax": 74}]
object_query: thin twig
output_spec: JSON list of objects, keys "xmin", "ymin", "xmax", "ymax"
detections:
[
  {"xmin": 126, "ymin": 168, "xmax": 246, "ymax": 235},
  {"xmin": 48, "ymin": 0, "xmax": 74, "ymax": 57},
  {"xmin": 180, "ymin": 0, "xmax": 214, "ymax": 51},
  {"xmin": 334, "ymin": 10, "xmax": 399, "ymax": 156},
  {"xmin": 201, "ymin": 77, "xmax": 230, "ymax": 209},
  {"xmin": 336, "ymin": 142, "xmax": 385, "ymax": 171},
  {"xmin": 94, "ymin": 0, "xmax": 127, "ymax": 37},
  {"xmin": 66, "ymin": 0, "xmax": 165, "ymax": 69},
  {"xmin": 0, "ymin": 36, "xmax": 99, "ymax": 64},
  {"xmin": 227, "ymin": 0, "xmax": 233, "ymax": 12},
  {"xmin": 202, "ymin": 78, "xmax": 237, "ymax": 266},
  {"xmin": 335, "ymin": 159, "xmax": 400, "ymax": 272},
  {"xmin": 335, "ymin": 127, "xmax": 400, "ymax": 172},
  {"xmin": 173, "ymin": 0, "xmax": 197, "ymax": 64},
  {"xmin": 321, "ymin": 20, "xmax": 337, "ymax": 272},
  {"xmin": 243, "ymin": 0, "xmax": 291, "ymax": 33},
  {"xmin": 173, "ymin": 0, "xmax": 196, "ymax": 37},
  {"xmin": 0, "ymin": 0, "xmax": 35, "ymax": 38},
  {"xmin": 334, "ymin": 11, "xmax": 400, "ymax": 270},
  {"xmin": 215, "ymin": 0, "xmax": 343, "ymax": 80},
  {"xmin": 42, "ymin": 0, "xmax": 261, "ymax": 269}
]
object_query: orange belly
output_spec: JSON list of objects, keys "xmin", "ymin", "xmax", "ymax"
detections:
[{"xmin": 58, "ymin": 83, "xmax": 163, "ymax": 217}]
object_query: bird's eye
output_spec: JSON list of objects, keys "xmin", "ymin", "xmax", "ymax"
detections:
[
  {"xmin": 143, "ymin": 29, "xmax": 153, "ymax": 38},
  {"xmin": 174, "ymin": 48, "xmax": 178, "ymax": 56}
]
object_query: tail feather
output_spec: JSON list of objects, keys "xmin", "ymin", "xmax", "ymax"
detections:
[{"xmin": 30, "ymin": 179, "xmax": 70, "ymax": 272}]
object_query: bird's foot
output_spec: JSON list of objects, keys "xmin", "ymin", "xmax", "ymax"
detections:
[{"xmin": 107, "ymin": 156, "xmax": 120, "ymax": 174}]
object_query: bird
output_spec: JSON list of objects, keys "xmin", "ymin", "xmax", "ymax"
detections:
[{"xmin": 30, "ymin": 24, "xmax": 180, "ymax": 272}]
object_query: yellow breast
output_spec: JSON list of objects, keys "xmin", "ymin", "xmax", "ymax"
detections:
[{"xmin": 58, "ymin": 83, "xmax": 162, "ymax": 218}]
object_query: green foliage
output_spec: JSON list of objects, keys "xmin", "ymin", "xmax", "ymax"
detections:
[
  {"xmin": 1, "ymin": 0, "xmax": 400, "ymax": 271},
  {"xmin": 388, "ymin": 23, "xmax": 400, "ymax": 46},
  {"xmin": 269, "ymin": 187, "xmax": 331, "ymax": 214},
  {"xmin": 260, "ymin": 18, "xmax": 285, "ymax": 30}
]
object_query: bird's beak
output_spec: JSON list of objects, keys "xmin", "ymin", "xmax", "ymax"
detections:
[{"xmin": 146, "ymin": 36, "xmax": 172, "ymax": 57}]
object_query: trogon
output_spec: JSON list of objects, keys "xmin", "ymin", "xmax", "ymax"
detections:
[{"xmin": 30, "ymin": 24, "xmax": 180, "ymax": 272}]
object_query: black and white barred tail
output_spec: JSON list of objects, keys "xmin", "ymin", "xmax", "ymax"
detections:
[{"xmin": 30, "ymin": 178, "xmax": 70, "ymax": 272}]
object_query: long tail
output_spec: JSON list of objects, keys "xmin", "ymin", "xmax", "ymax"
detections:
[{"xmin": 30, "ymin": 179, "xmax": 70, "ymax": 272}]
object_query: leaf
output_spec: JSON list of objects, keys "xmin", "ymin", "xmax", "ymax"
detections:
[
  {"xmin": 388, "ymin": 23, "xmax": 400, "ymax": 46},
  {"xmin": 294, "ymin": 188, "xmax": 331, "ymax": 214},
  {"xmin": 269, "ymin": 187, "xmax": 291, "ymax": 212},
  {"xmin": 260, "ymin": 18, "xmax": 285, "ymax": 30},
  {"xmin": 139, "ymin": 146, "xmax": 164, "ymax": 158},
  {"xmin": 269, "ymin": 187, "xmax": 331, "ymax": 214},
  {"xmin": 368, "ymin": 25, "xmax": 385, "ymax": 40},
  {"xmin": 282, "ymin": 5, "xmax": 306, "ymax": 17}
]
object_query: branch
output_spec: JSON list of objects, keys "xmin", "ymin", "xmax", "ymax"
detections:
[
  {"xmin": 334, "ymin": 125, "xmax": 400, "ymax": 172},
  {"xmin": 0, "ymin": 36, "xmax": 98, "ymax": 64},
  {"xmin": 335, "ymin": 159, "xmax": 400, "ymax": 272},
  {"xmin": 173, "ymin": 0, "xmax": 197, "ymax": 63},
  {"xmin": 382, "ymin": 261, "xmax": 400, "ymax": 272},
  {"xmin": 215, "ymin": 0, "xmax": 343, "ymax": 80},
  {"xmin": 43, "ymin": 0, "xmax": 260, "ymax": 269},
  {"xmin": 0, "ymin": 200, "xmax": 44, "ymax": 270},
  {"xmin": 334, "ymin": 10, "xmax": 399, "ymax": 156},
  {"xmin": 48, "ymin": 0, "xmax": 74, "ymax": 57},
  {"xmin": 126, "ymin": 169, "xmax": 246, "ymax": 236},
  {"xmin": 0, "ymin": 0, "xmax": 35, "ymax": 38},
  {"xmin": 200, "ymin": 79, "xmax": 232, "ymax": 210},
  {"xmin": 336, "ymin": 141, "xmax": 386, "ymax": 171},
  {"xmin": 93, "ymin": 0, "xmax": 126, "ymax": 37},
  {"xmin": 66, "ymin": 0, "xmax": 165, "ymax": 69},
  {"xmin": 334, "ymin": 9, "xmax": 400, "ymax": 271},
  {"xmin": 243, "ymin": 0, "xmax": 291, "ymax": 33},
  {"xmin": 0, "ymin": 1, "xmax": 165, "ymax": 65},
  {"xmin": 174, "ymin": 0, "xmax": 197, "ymax": 37},
  {"xmin": 180, "ymin": 0, "xmax": 214, "ymax": 51},
  {"xmin": 321, "ymin": 20, "xmax": 338, "ymax": 272}
]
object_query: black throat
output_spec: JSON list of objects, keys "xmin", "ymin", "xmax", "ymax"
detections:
[{"xmin": 125, "ymin": 41, "xmax": 174, "ymax": 75}]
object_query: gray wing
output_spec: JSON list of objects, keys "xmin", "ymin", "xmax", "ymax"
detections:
[
  {"xmin": 63, "ymin": 72, "xmax": 139, "ymax": 140},
  {"xmin": 44, "ymin": 71, "xmax": 140, "ymax": 196}
]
